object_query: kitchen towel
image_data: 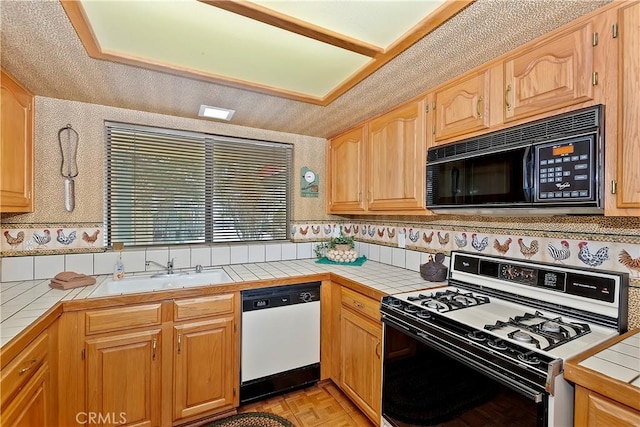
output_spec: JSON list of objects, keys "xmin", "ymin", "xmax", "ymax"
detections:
[{"xmin": 49, "ymin": 271, "xmax": 96, "ymax": 290}]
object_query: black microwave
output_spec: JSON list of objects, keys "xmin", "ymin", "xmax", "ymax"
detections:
[{"xmin": 426, "ymin": 105, "xmax": 604, "ymax": 215}]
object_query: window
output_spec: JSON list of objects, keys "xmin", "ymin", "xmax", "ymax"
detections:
[{"xmin": 105, "ymin": 122, "xmax": 292, "ymax": 246}]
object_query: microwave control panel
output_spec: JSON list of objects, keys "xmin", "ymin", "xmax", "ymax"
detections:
[{"xmin": 534, "ymin": 137, "xmax": 595, "ymax": 201}]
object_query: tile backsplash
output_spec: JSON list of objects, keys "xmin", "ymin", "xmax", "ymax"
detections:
[
  {"xmin": 0, "ymin": 242, "xmax": 315, "ymax": 283},
  {"xmin": 3, "ymin": 220, "xmax": 640, "ymax": 284}
]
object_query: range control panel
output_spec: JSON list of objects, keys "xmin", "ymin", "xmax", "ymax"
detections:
[{"xmin": 534, "ymin": 136, "xmax": 595, "ymax": 202}]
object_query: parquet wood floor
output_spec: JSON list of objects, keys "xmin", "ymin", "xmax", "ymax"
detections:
[{"xmin": 238, "ymin": 380, "xmax": 376, "ymax": 427}]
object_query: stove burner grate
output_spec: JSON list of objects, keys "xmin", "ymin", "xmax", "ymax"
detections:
[{"xmin": 508, "ymin": 330, "xmax": 541, "ymax": 349}]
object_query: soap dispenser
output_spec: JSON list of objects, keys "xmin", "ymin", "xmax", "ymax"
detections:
[{"xmin": 113, "ymin": 242, "xmax": 125, "ymax": 280}]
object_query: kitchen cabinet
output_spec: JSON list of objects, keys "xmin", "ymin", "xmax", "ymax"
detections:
[
  {"xmin": 85, "ymin": 329, "xmax": 162, "ymax": 427},
  {"xmin": 503, "ymin": 22, "xmax": 594, "ymax": 123},
  {"xmin": 67, "ymin": 295, "xmax": 239, "ymax": 426},
  {"xmin": 172, "ymin": 294, "xmax": 238, "ymax": 422},
  {"xmin": 575, "ymin": 386, "xmax": 640, "ymax": 426},
  {"xmin": 367, "ymin": 98, "xmax": 426, "ymax": 211},
  {"xmin": 1, "ymin": 332, "xmax": 54, "ymax": 427},
  {"xmin": 327, "ymin": 98, "xmax": 428, "ymax": 214},
  {"xmin": 326, "ymin": 126, "xmax": 367, "ymax": 213},
  {"xmin": 565, "ymin": 329, "xmax": 640, "ymax": 427},
  {"xmin": 613, "ymin": 1, "xmax": 640, "ymax": 210},
  {"xmin": 434, "ymin": 69, "xmax": 490, "ymax": 142},
  {"xmin": 0, "ymin": 67, "xmax": 34, "ymax": 213},
  {"xmin": 338, "ymin": 287, "xmax": 382, "ymax": 424}
]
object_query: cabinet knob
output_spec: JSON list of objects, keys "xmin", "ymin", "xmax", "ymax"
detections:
[{"xmin": 18, "ymin": 359, "xmax": 37, "ymax": 375}]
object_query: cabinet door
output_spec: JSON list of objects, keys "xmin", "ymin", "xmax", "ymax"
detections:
[
  {"xmin": 2, "ymin": 364, "xmax": 50, "ymax": 427},
  {"xmin": 615, "ymin": 2, "xmax": 640, "ymax": 209},
  {"xmin": 575, "ymin": 386, "xmax": 640, "ymax": 426},
  {"xmin": 339, "ymin": 308, "xmax": 381, "ymax": 423},
  {"xmin": 0, "ymin": 68, "xmax": 33, "ymax": 212},
  {"xmin": 504, "ymin": 22, "xmax": 593, "ymax": 122},
  {"xmin": 435, "ymin": 70, "xmax": 489, "ymax": 141},
  {"xmin": 173, "ymin": 317, "xmax": 236, "ymax": 421},
  {"xmin": 368, "ymin": 99, "xmax": 426, "ymax": 211},
  {"xmin": 326, "ymin": 126, "xmax": 367, "ymax": 213},
  {"xmin": 86, "ymin": 330, "xmax": 161, "ymax": 427}
]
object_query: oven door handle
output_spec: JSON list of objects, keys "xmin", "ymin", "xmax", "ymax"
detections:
[
  {"xmin": 412, "ymin": 329, "xmax": 545, "ymax": 402},
  {"xmin": 522, "ymin": 145, "xmax": 533, "ymax": 202}
]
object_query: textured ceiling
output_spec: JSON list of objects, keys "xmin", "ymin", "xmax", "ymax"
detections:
[{"xmin": 1, "ymin": 0, "xmax": 610, "ymax": 139}]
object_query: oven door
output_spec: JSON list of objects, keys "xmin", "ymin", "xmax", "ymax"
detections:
[
  {"xmin": 426, "ymin": 145, "xmax": 532, "ymax": 209},
  {"xmin": 382, "ymin": 320, "xmax": 547, "ymax": 427}
]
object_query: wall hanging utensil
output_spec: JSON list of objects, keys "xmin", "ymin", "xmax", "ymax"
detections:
[{"xmin": 58, "ymin": 124, "xmax": 79, "ymax": 212}]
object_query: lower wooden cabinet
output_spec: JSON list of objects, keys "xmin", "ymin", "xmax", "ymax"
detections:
[
  {"xmin": 1, "ymin": 330, "xmax": 54, "ymax": 427},
  {"xmin": 339, "ymin": 302, "xmax": 382, "ymax": 423},
  {"xmin": 2, "ymin": 363, "xmax": 51, "ymax": 427},
  {"xmin": 173, "ymin": 316, "xmax": 236, "ymax": 421},
  {"xmin": 85, "ymin": 329, "xmax": 162, "ymax": 427},
  {"xmin": 575, "ymin": 386, "xmax": 640, "ymax": 427},
  {"xmin": 66, "ymin": 294, "xmax": 239, "ymax": 426}
]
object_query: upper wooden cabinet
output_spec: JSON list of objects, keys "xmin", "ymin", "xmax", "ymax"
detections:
[
  {"xmin": 615, "ymin": 1, "xmax": 640, "ymax": 210},
  {"xmin": 503, "ymin": 22, "xmax": 594, "ymax": 122},
  {"xmin": 326, "ymin": 126, "xmax": 367, "ymax": 213},
  {"xmin": 434, "ymin": 69, "xmax": 490, "ymax": 141},
  {"xmin": 367, "ymin": 99, "xmax": 426, "ymax": 211},
  {"xmin": 326, "ymin": 98, "xmax": 428, "ymax": 215},
  {"xmin": 0, "ymin": 68, "xmax": 34, "ymax": 213}
]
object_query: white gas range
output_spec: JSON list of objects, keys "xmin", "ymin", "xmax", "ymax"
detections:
[{"xmin": 380, "ymin": 251, "xmax": 628, "ymax": 427}]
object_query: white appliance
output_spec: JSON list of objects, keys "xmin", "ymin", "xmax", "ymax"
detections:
[
  {"xmin": 381, "ymin": 251, "xmax": 628, "ymax": 427},
  {"xmin": 240, "ymin": 282, "xmax": 320, "ymax": 404}
]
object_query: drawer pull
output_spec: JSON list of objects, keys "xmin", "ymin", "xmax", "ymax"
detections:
[
  {"xmin": 152, "ymin": 338, "xmax": 157, "ymax": 360},
  {"xmin": 375, "ymin": 341, "xmax": 381, "ymax": 359},
  {"xmin": 177, "ymin": 334, "xmax": 182, "ymax": 354},
  {"xmin": 353, "ymin": 300, "xmax": 364, "ymax": 309},
  {"xmin": 19, "ymin": 359, "xmax": 37, "ymax": 375},
  {"xmin": 505, "ymin": 85, "xmax": 512, "ymax": 111},
  {"xmin": 476, "ymin": 96, "xmax": 483, "ymax": 118}
]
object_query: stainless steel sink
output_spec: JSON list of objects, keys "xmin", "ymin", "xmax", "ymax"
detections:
[{"xmin": 91, "ymin": 269, "xmax": 234, "ymax": 297}]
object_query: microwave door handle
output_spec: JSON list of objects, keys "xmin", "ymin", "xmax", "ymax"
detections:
[
  {"xmin": 451, "ymin": 167, "xmax": 460, "ymax": 199},
  {"xmin": 522, "ymin": 146, "xmax": 533, "ymax": 202}
]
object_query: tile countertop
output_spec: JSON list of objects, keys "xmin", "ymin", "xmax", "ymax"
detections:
[
  {"xmin": 576, "ymin": 330, "xmax": 640, "ymax": 388},
  {"xmin": 0, "ymin": 258, "xmax": 445, "ymax": 347},
  {"xmin": 565, "ymin": 328, "xmax": 640, "ymax": 413}
]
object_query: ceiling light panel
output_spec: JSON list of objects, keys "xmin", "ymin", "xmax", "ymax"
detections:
[
  {"xmin": 79, "ymin": 0, "xmax": 370, "ymax": 98},
  {"xmin": 250, "ymin": 0, "xmax": 446, "ymax": 48},
  {"xmin": 199, "ymin": 105, "xmax": 235, "ymax": 120}
]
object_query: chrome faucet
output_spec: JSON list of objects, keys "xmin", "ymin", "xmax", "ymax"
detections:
[{"xmin": 146, "ymin": 258, "xmax": 174, "ymax": 275}]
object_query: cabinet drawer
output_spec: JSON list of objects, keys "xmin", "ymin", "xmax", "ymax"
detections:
[
  {"xmin": 1, "ymin": 332, "xmax": 48, "ymax": 405},
  {"xmin": 341, "ymin": 287, "xmax": 380, "ymax": 322},
  {"xmin": 173, "ymin": 294, "xmax": 235, "ymax": 321},
  {"xmin": 85, "ymin": 304, "xmax": 162, "ymax": 335}
]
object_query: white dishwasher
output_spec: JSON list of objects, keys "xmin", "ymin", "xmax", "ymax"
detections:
[{"xmin": 240, "ymin": 282, "xmax": 321, "ymax": 404}]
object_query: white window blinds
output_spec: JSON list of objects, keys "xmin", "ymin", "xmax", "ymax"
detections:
[{"xmin": 105, "ymin": 122, "xmax": 291, "ymax": 246}]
